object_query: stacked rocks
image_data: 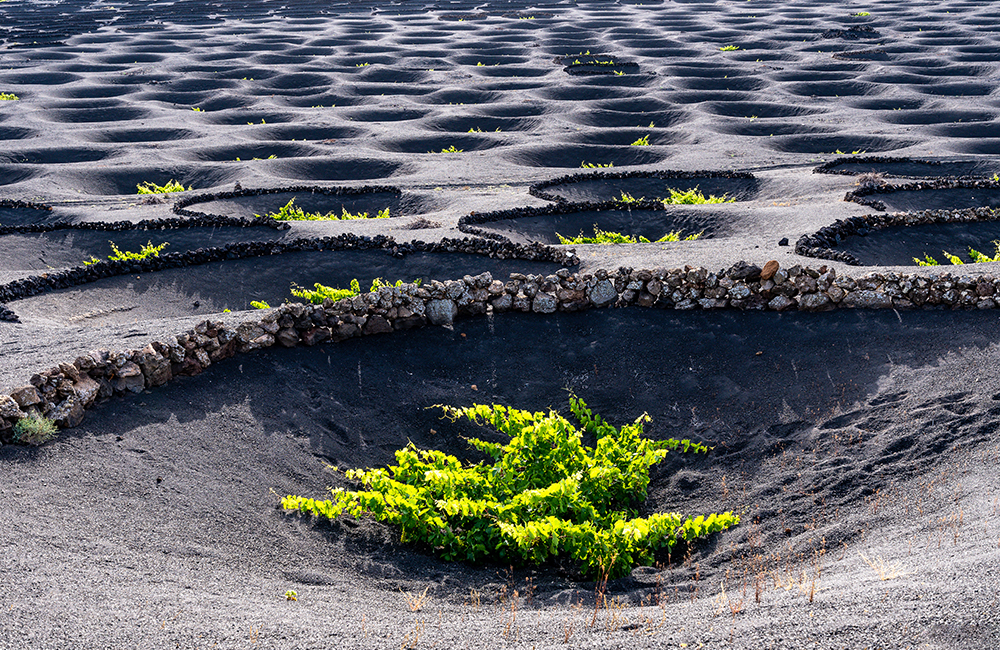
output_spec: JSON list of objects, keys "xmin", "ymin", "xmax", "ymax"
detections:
[
  {"xmin": 796, "ymin": 206, "xmax": 1000, "ymax": 265},
  {"xmin": 845, "ymin": 177, "xmax": 1000, "ymax": 210},
  {"xmin": 0, "ymin": 234, "xmax": 577, "ymax": 307},
  {"xmin": 0, "ymin": 213, "xmax": 285, "ymax": 237},
  {"xmin": 5, "ymin": 260, "xmax": 1000, "ymax": 443}
]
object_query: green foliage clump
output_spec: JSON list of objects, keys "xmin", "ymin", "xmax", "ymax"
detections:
[
  {"xmin": 630, "ymin": 134, "xmax": 651, "ymax": 146},
  {"xmin": 291, "ymin": 278, "xmax": 361, "ymax": 305},
  {"xmin": 137, "ymin": 180, "xmax": 189, "ymax": 194},
  {"xmin": 0, "ymin": 92, "xmax": 19, "ymax": 101},
  {"xmin": 719, "ymin": 45, "xmax": 740, "ymax": 51},
  {"xmin": 84, "ymin": 241, "xmax": 168, "ymax": 265},
  {"xmin": 283, "ymin": 396, "xmax": 738, "ymax": 579},
  {"xmin": 13, "ymin": 415, "xmax": 58, "ymax": 445},
  {"xmin": 557, "ymin": 225, "xmax": 701, "ymax": 245},
  {"xmin": 915, "ymin": 241, "xmax": 1000, "ymax": 266},
  {"xmin": 250, "ymin": 301, "xmax": 271, "ymax": 309},
  {"xmin": 431, "ymin": 145, "xmax": 463, "ymax": 153},
  {"xmin": 662, "ymin": 187, "xmax": 734, "ymax": 205},
  {"xmin": 289, "ymin": 277, "xmax": 416, "ymax": 305},
  {"xmin": 618, "ymin": 189, "xmax": 731, "ymax": 206},
  {"xmin": 259, "ymin": 198, "xmax": 389, "ymax": 221},
  {"xmin": 581, "ymin": 161, "xmax": 614, "ymax": 169}
]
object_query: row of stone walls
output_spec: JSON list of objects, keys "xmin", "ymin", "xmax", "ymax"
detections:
[{"xmin": 3, "ymin": 259, "xmax": 999, "ymax": 443}]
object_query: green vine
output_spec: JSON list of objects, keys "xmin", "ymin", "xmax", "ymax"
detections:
[
  {"xmin": 283, "ymin": 396, "xmax": 738, "ymax": 578},
  {"xmin": 84, "ymin": 240, "xmax": 168, "ymax": 265},
  {"xmin": 259, "ymin": 198, "xmax": 389, "ymax": 221}
]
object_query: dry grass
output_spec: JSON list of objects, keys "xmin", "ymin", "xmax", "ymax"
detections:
[
  {"xmin": 859, "ymin": 552, "xmax": 906, "ymax": 581},
  {"xmin": 402, "ymin": 587, "xmax": 431, "ymax": 612},
  {"xmin": 404, "ymin": 217, "xmax": 441, "ymax": 229},
  {"xmin": 401, "ymin": 620, "xmax": 424, "ymax": 649}
]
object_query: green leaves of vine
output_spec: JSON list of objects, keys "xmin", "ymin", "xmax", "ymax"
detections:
[{"xmin": 283, "ymin": 395, "xmax": 738, "ymax": 578}]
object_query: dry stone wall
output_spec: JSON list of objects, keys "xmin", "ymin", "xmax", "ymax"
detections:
[
  {"xmin": 796, "ymin": 206, "xmax": 1000, "ymax": 265},
  {"xmin": 4, "ymin": 259, "xmax": 1000, "ymax": 444}
]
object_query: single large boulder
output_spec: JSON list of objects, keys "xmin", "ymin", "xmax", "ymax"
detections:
[
  {"xmin": 276, "ymin": 328, "xmax": 300, "ymax": 348},
  {"xmin": 842, "ymin": 290, "xmax": 892, "ymax": 309},
  {"xmin": 587, "ymin": 279, "xmax": 617, "ymax": 307},
  {"xmin": 50, "ymin": 396, "xmax": 85, "ymax": 429},
  {"xmin": 760, "ymin": 260, "xmax": 780, "ymax": 282},
  {"xmin": 726, "ymin": 261, "xmax": 762, "ymax": 282},
  {"xmin": 71, "ymin": 375, "xmax": 101, "ymax": 407},
  {"xmin": 362, "ymin": 315, "xmax": 393, "ymax": 335},
  {"xmin": 532, "ymin": 292, "xmax": 557, "ymax": 314},
  {"xmin": 114, "ymin": 361, "xmax": 145, "ymax": 394},
  {"xmin": 426, "ymin": 299, "xmax": 458, "ymax": 326},
  {"xmin": 797, "ymin": 293, "xmax": 833, "ymax": 311},
  {"xmin": 0, "ymin": 395, "xmax": 24, "ymax": 420},
  {"xmin": 768, "ymin": 295, "xmax": 796, "ymax": 311},
  {"xmin": 10, "ymin": 386, "xmax": 41, "ymax": 409},
  {"xmin": 136, "ymin": 344, "xmax": 172, "ymax": 387}
]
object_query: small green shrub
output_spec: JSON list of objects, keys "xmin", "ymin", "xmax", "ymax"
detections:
[
  {"xmin": 290, "ymin": 278, "xmax": 360, "ymax": 305},
  {"xmin": 557, "ymin": 226, "xmax": 701, "ymax": 245},
  {"xmin": 431, "ymin": 145, "xmax": 463, "ymax": 153},
  {"xmin": 662, "ymin": 187, "xmax": 734, "ymax": 205},
  {"xmin": 581, "ymin": 161, "xmax": 614, "ymax": 169},
  {"xmin": 137, "ymin": 180, "xmax": 189, "ymax": 194},
  {"xmin": 84, "ymin": 241, "xmax": 168, "ymax": 265},
  {"xmin": 630, "ymin": 134, "xmax": 651, "ymax": 146},
  {"xmin": 13, "ymin": 416, "xmax": 58, "ymax": 446},
  {"xmin": 617, "ymin": 191, "xmax": 644, "ymax": 204},
  {"xmin": 0, "ymin": 92, "xmax": 19, "ymax": 101},
  {"xmin": 259, "ymin": 198, "xmax": 389, "ymax": 221},
  {"xmin": 719, "ymin": 45, "xmax": 740, "ymax": 51},
  {"xmin": 915, "ymin": 241, "xmax": 1000, "ymax": 266},
  {"xmin": 250, "ymin": 301, "xmax": 272, "ymax": 309},
  {"xmin": 284, "ymin": 396, "xmax": 737, "ymax": 578},
  {"xmin": 289, "ymin": 278, "xmax": 416, "ymax": 305}
]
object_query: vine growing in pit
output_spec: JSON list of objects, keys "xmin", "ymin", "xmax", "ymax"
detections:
[{"xmin": 283, "ymin": 395, "xmax": 738, "ymax": 578}]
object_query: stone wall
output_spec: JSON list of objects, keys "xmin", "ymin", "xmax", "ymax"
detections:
[
  {"xmin": 3, "ymin": 259, "xmax": 1000, "ymax": 444},
  {"xmin": 795, "ymin": 206, "xmax": 1000, "ymax": 265},
  {"xmin": 171, "ymin": 183, "xmax": 402, "ymax": 221},
  {"xmin": 528, "ymin": 169, "xmax": 757, "ymax": 203},
  {"xmin": 844, "ymin": 178, "xmax": 1000, "ymax": 211},
  {"xmin": 0, "ymin": 232, "xmax": 577, "ymax": 321}
]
